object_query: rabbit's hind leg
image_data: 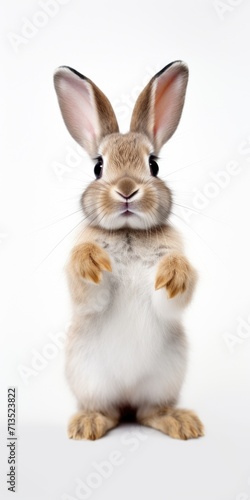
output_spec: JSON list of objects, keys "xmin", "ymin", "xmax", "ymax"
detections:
[
  {"xmin": 137, "ymin": 406, "xmax": 204, "ymax": 440},
  {"xmin": 68, "ymin": 410, "xmax": 119, "ymax": 441}
]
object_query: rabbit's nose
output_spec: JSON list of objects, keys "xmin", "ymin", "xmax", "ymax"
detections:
[
  {"xmin": 116, "ymin": 189, "xmax": 139, "ymax": 200},
  {"xmin": 116, "ymin": 178, "xmax": 139, "ymax": 199}
]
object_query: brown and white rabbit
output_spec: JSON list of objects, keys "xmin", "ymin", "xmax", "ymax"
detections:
[{"xmin": 54, "ymin": 61, "xmax": 204, "ymax": 440}]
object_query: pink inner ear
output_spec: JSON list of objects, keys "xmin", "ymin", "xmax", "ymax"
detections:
[
  {"xmin": 153, "ymin": 67, "xmax": 187, "ymax": 150},
  {"xmin": 55, "ymin": 70, "xmax": 100, "ymax": 154}
]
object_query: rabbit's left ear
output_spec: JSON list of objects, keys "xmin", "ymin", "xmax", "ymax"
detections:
[
  {"xmin": 130, "ymin": 61, "xmax": 188, "ymax": 154},
  {"xmin": 54, "ymin": 66, "xmax": 119, "ymax": 157}
]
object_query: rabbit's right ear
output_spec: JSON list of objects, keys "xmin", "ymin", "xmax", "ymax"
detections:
[
  {"xmin": 130, "ymin": 61, "xmax": 188, "ymax": 154},
  {"xmin": 54, "ymin": 67, "xmax": 119, "ymax": 157}
]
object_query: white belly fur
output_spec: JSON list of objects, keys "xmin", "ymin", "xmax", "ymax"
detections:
[{"xmin": 66, "ymin": 248, "xmax": 188, "ymax": 413}]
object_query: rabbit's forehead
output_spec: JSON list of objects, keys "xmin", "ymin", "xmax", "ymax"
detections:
[{"xmin": 100, "ymin": 132, "xmax": 152, "ymax": 169}]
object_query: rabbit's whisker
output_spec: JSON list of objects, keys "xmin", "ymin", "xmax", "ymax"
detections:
[{"xmin": 171, "ymin": 201, "xmax": 224, "ymax": 224}]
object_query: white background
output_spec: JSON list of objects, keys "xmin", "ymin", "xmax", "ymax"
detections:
[{"xmin": 1, "ymin": 0, "xmax": 250, "ymax": 499}]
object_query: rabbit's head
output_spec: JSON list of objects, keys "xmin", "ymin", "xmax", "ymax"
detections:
[{"xmin": 54, "ymin": 62, "xmax": 188, "ymax": 230}]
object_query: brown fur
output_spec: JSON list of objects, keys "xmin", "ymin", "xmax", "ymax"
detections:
[
  {"xmin": 68, "ymin": 406, "xmax": 204, "ymax": 440},
  {"xmin": 74, "ymin": 224, "xmax": 183, "ymax": 254},
  {"xmin": 130, "ymin": 83, "xmax": 153, "ymax": 141},
  {"xmin": 155, "ymin": 253, "xmax": 197, "ymax": 299},
  {"xmin": 82, "ymin": 132, "xmax": 172, "ymax": 229},
  {"xmin": 138, "ymin": 407, "xmax": 204, "ymax": 440},
  {"xmin": 54, "ymin": 63, "xmax": 204, "ymax": 441},
  {"xmin": 100, "ymin": 132, "xmax": 152, "ymax": 176},
  {"xmin": 68, "ymin": 411, "xmax": 119, "ymax": 440},
  {"xmin": 90, "ymin": 80, "xmax": 119, "ymax": 138},
  {"xmin": 66, "ymin": 224, "xmax": 186, "ymax": 308},
  {"xmin": 116, "ymin": 177, "xmax": 138, "ymax": 198},
  {"xmin": 70, "ymin": 242, "xmax": 112, "ymax": 284}
]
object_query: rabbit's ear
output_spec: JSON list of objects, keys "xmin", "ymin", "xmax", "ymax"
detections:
[
  {"xmin": 130, "ymin": 61, "xmax": 188, "ymax": 154},
  {"xmin": 54, "ymin": 66, "xmax": 119, "ymax": 157}
]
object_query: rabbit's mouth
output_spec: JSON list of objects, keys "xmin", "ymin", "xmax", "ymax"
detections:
[
  {"xmin": 121, "ymin": 209, "xmax": 134, "ymax": 217},
  {"xmin": 120, "ymin": 200, "xmax": 136, "ymax": 217}
]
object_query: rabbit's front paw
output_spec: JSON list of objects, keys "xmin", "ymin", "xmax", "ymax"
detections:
[
  {"xmin": 71, "ymin": 243, "xmax": 112, "ymax": 284},
  {"xmin": 155, "ymin": 253, "xmax": 193, "ymax": 298}
]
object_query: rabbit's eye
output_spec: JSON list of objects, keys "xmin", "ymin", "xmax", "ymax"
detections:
[
  {"xmin": 149, "ymin": 155, "xmax": 159, "ymax": 177},
  {"xmin": 94, "ymin": 156, "xmax": 103, "ymax": 179}
]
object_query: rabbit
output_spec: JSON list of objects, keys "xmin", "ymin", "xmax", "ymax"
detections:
[{"xmin": 54, "ymin": 61, "xmax": 204, "ymax": 440}]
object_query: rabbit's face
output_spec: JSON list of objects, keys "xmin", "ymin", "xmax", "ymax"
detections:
[
  {"xmin": 81, "ymin": 132, "xmax": 172, "ymax": 230},
  {"xmin": 54, "ymin": 61, "xmax": 188, "ymax": 230}
]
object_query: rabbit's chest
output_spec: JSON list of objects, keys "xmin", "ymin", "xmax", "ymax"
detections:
[
  {"xmin": 90, "ymin": 232, "xmax": 170, "ymax": 322},
  {"xmin": 94, "ymin": 233, "xmax": 169, "ymax": 302},
  {"xmin": 98, "ymin": 232, "xmax": 165, "ymax": 272}
]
